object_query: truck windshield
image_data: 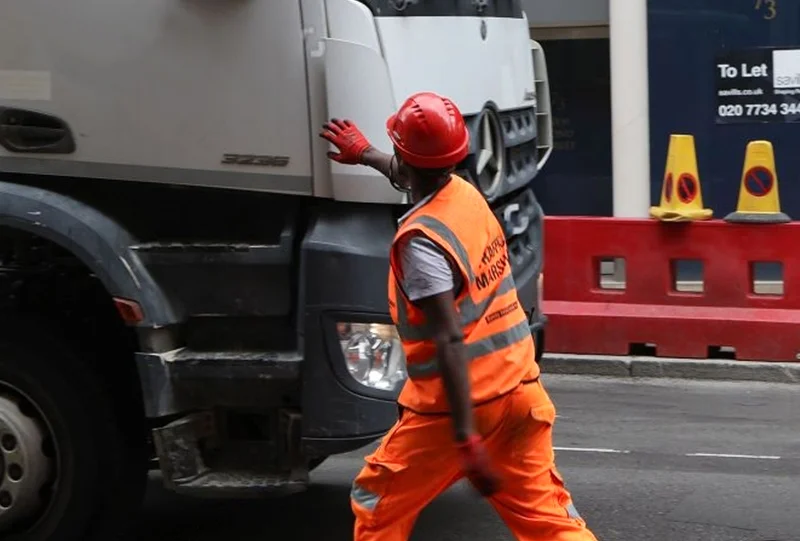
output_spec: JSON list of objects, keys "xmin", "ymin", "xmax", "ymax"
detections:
[{"xmin": 356, "ymin": 0, "xmax": 524, "ymax": 18}]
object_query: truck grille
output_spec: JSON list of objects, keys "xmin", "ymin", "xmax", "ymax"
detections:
[
  {"xmin": 492, "ymin": 187, "xmax": 543, "ymax": 277},
  {"xmin": 457, "ymin": 105, "xmax": 539, "ymax": 203},
  {"xmin": 454, "ymin": 106, "xmax": 542, "ymax": 277}
]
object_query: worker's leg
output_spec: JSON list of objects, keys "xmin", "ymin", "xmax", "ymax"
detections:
[
  {"xmin": 487, "ymin": 381, "xmax": 599, "ymax": 541},
  {"xmin": 351, "ymin": 409, "xmax": 462, "ymax": 541}
]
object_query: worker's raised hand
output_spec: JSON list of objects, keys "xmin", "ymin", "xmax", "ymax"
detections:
[
  {"xmin": 457, "ymin": 434, "xmax": 502, "ymax": 497},
  {"xmin": 319, "ymin": 119, "xmax": 372, "ymax": 165}
]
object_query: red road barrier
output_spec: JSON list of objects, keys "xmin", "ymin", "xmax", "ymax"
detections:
[{"xmin": 541, "ymin": 217, "xmax": 800, "ymax": 362}]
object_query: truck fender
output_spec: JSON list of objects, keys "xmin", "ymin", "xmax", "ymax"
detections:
[{"xmin": 0, "ymin": 181, "xmax": 180, "ymax": 327}]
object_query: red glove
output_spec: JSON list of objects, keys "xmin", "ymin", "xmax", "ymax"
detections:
[
  {"xmin": 319, "ymin": 119, "xmax": 372, "ymax": 165},
  {"xmin": 457, "ymin": 434, "xmax": 501, "ymax": 497}
]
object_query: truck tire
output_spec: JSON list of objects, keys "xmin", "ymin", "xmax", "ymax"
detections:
[{"xmin": 0, "ymin": 316, "xmax": 146, "ymax": 541}]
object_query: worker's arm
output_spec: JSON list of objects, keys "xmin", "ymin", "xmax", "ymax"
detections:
[
  {"xmin": 361, "ymin": 147, "xmax": 401, "ymax": 182},
  {"xmin": 414, "ymin": 290, "xmax": 474, "ymax": 442},
  {"xmin": 400, "ymin": 237, "xmax": 501, "ymax": 496},
  {"xmin": 398, "ymin": 236, "xmax": 472, "ymax": 439},
  {"xmin": 409, "ymin": 265, "xmax": 500, "ymax": 497}
]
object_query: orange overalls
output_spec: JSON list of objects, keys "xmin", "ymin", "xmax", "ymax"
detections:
[{"xmin": 350, "ymin": 176, "xmax": 598, "ymax": 541}]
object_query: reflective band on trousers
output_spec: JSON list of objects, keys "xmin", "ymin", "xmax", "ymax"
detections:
[
  {"xmin": 406, "ymin": 318, "xmax": 532, "ymax": 379},
  {"xmin": 351, "ymin": 482, "xmax": 380, "ymax": 511},
  {"xmin": 566, "ymin": 502, "xmax": 582, "ymax": 520}
]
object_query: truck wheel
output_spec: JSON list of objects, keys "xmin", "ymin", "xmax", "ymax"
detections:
[{"xmin": 0, "ymin": 317, "xmax": 145, "ymax": 541}]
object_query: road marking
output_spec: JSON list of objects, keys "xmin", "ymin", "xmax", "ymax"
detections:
[
  {"xmin": 554, "ymin": 447, "xmax": 631, "ymax": 454},
  {"xmin": 554, "ymin": 448, "xmax": 782, "ymax": 460},
  {"xmin": 685, "ymin": 453, "xmax": 781, "ymax": 460}
]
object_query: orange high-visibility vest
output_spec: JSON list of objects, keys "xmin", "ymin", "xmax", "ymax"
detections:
[{"xmin": 388, "ymin": 175, "xmax": 539, "ymax": 413}]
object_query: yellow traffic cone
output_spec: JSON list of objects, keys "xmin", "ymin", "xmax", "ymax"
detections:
[
  {"xmin": 650, "ymin": 134, "xmax": 713, "ymax": 222},
  {"xmin": 725, "ymin": 140, "xmax": 791, "ymax": 224}
]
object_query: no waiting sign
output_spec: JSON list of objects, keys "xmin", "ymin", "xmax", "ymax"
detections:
[{"xmin": 743, "ymin": 166, "xmax": 774, "ymax": 197}]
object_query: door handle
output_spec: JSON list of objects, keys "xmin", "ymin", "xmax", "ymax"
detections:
[{"xmin": 0, "ymin": 108, "xmax": 76, "ymax": 154}]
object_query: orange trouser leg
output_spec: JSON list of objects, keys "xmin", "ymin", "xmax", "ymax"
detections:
[
  {"xmin": 350, "ymin": 411, "xmax": 462, "ymax": 541},
  {"xmin": 487, "ymin": 381, "xmax": 599, "ymax": 541},
  {"xmin": 351, "ymin": 380, "xmax": 599, "ymax": 541}
]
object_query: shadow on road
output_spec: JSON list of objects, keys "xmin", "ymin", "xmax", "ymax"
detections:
[
  {"xmin": 135, "ymin": 478, "xmax": 354, "ymax": 541},
  {"xmin": 134, "ymin": 472, "xmax": 508, "ymax": 541}
]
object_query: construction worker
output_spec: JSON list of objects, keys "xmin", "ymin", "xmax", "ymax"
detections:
[{"xmin": 320, "ymin": 91, "xmax": 598, "ymax": 541}]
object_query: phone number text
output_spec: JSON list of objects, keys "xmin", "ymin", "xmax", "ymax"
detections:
[{"xmin": 718, "ymin": 102, "xmax": 800, "ymax": 117}]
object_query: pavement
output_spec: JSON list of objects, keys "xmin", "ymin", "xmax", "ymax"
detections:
[
  {"xmin": 135, "ymin": 374, "xmax": 800, "ymax": 541},
  {"xmin": 540, "ymin": 353, "xmax": 800, "ymax": 384}
]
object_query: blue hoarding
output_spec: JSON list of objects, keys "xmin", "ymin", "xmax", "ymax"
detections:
[
  {"xmin": 533, "ymin": 38, "xmax": 613, "ymax": 216},
  {"xmin": 648, "ymin": 0, "xmax": 800, "ymax": 218}
]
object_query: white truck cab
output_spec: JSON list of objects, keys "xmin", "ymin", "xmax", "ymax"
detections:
[{"xmin": 0, "ymin": 1, "xmax": 550, "ymax": 539}]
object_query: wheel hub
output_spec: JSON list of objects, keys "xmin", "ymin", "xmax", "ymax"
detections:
[{"xmin": 0, "ymin": 393, "xmax": 52, "ymax": 533}]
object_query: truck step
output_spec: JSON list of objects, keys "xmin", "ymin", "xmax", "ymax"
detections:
[
  {"xmin": 129, "ymin": 224, "xmax": 295, "ymax": 317},
  {"xmin": 169, "ymin": 349, "xmax": 302, "ymax": 381},
  {"xmin": 153, "ymin": 412, "xmax": 309, "ymax": 498},
  {"xmin": 171, "ymin": 470, "xmax": 308, "ymax": 498}
]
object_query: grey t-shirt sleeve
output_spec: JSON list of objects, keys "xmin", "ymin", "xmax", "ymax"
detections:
[{"xmin": 398, "ymin": 234, "xmax": 463, "ymax": 302}]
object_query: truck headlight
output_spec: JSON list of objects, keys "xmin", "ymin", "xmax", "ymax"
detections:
[{"xmin": 337, "ymin": 323, "xmax": 407, "ymax": 391}]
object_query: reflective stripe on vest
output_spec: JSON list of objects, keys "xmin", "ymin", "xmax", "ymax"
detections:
[
  {"xmin": 393, "ymin": 211, "xmax": 531, "ymax": 379},
  {"xmin": 394, "ymin": 275, "xmax": 517, "ymax": 342},
  {"xmin": 405, "ymin": 318, "xmax": 532, "ymax": 378},
  {"xmin": 393, "ymin": 214, "xmax": 516, "ymax": 342}
]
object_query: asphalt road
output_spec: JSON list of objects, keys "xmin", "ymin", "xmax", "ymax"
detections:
[{"xmin": 135, "ymin": 375, "xmax": 800, "ymax": 541}]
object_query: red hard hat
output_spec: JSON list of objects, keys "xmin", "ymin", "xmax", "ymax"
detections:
[{"xmin": 386, "ymin": 92, "xmax": 470, "ymax": 169}]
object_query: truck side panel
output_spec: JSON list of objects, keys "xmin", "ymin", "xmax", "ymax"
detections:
[{"xmin": 0, "ymin": 1, "xmax": 312, "ymax": 194}]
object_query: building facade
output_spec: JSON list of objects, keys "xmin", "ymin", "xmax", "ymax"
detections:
[{"xmin": 525, "ymin": 0, "xmax": 800, "ymax": 220}]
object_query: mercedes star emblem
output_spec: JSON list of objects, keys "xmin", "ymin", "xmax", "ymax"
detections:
[{"xmin": 474, "ymin": 108, "xmax": 505, "ymax": 197}]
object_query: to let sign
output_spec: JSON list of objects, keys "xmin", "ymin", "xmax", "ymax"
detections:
[{"xmin": 714, "ymin": 47, "xmax": 800, "ymax": 124}]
